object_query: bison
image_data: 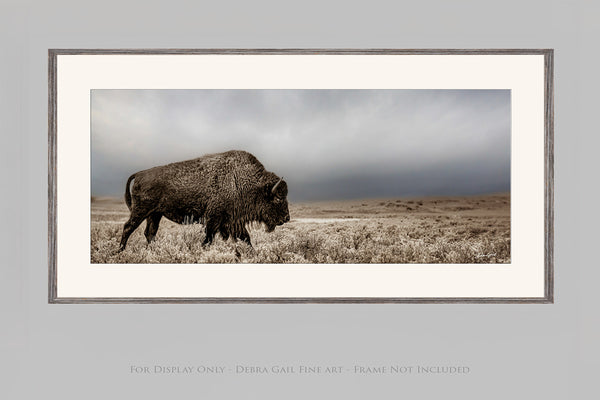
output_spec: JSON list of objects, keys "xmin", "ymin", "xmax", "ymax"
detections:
[{"xmin": 118, "ymin": 150, "xmax": 290, "ymax": 251}]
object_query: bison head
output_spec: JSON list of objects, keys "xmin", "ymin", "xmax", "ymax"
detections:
[{"xmin": 261, "ymin": 177, "xmax": 290, "ymax": 232}]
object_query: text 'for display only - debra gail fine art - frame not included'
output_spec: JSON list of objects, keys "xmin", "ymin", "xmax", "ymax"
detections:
[{"xmin": 48, "ymin": 49, "xmax": 553, "ymax": 303}]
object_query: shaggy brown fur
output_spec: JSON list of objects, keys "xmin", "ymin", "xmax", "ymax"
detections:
[{"xmin": 119, "ymin": 150, "xmax": 290, "ymax": 250}]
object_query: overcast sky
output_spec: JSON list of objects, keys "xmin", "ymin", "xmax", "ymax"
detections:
[{"xmin": 91, "ymin": 89, "xmax": 510, "ymax": 202}]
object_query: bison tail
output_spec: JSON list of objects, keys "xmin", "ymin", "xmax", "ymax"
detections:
[{"xmin": 124, "ymin": 173, "xmax": 136, "ymax": 210}]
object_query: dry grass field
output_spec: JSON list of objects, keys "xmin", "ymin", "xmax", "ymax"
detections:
[{"xmin": 91, "ymin": 193, "xmax": 510, "ymax": 264}]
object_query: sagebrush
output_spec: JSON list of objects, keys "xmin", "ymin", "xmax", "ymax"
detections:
[{"xmin": 91, "ymin": 193, "xmax": 510, "ymax": 264}]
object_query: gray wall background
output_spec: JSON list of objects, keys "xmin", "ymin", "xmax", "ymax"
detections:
[{"xmin": 0, "ymin": 1, "xmax": 596, "ymax": 399}]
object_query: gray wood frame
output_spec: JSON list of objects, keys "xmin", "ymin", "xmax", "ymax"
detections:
[{"xmin": 48, "ymin": 49, "xmax": 554, "ymax": 304}]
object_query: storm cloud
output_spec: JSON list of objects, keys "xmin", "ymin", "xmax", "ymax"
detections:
[{"xmin": 91, "ymin": 89, "xmax": 510, "ymax": 202}]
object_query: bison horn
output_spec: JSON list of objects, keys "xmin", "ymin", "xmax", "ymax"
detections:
[{"xmin": 272, "ymin": 177, "xmax": 283, "ymax": 194}]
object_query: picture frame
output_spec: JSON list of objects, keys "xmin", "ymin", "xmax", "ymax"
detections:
[{"xmin": 48, "ymin": 49, "xmax": 554, "ymax": 303}]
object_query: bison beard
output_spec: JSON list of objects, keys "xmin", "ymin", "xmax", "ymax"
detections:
[{"xmin": 118, "ymin": 150, "xmax": 290, "ymax": 251}]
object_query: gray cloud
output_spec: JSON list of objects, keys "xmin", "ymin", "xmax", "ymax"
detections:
[{"xmin": 91, "ymin": 89, "xmax": 510, "ymax": 202}]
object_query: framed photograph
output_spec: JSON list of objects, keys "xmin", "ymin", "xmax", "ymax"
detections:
[{"xmin": 48, "ymin": 49, "xmax": 553, "ymax": 303}]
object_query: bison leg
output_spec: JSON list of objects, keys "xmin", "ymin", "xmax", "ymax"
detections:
[
  {"xmin": 119, "ymin": 213, "xmax": 147, "ymax": 251},
  {"xmin": 220, "ymin": 226, "xmax": 230, "ymax": 241},
  {"xmin": 144, "ymin": 212, "xmax": 163, "ymax": 244},
  {"xmin": 203, "ymin": 210, "xmax": 230, "ymax": 246},
  {"xmin": 203, "ymin": 218, "xmax": 219, "ymax": 246},
  {"xmin": 236, "ymin": 227, "xmax": 253, "ymax": 247}
]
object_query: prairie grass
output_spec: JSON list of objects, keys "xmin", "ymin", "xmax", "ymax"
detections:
[{"xmin": 91, "ymin": 193, "xmax": 510, "ymax": 264}]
